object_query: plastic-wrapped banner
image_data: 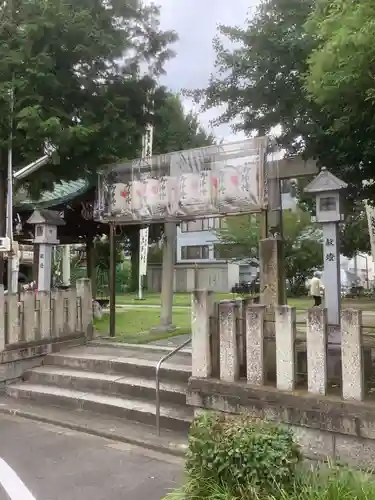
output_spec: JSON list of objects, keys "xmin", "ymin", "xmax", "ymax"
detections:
[{"xmin": 95, "ymin": 137, "xmax": 270, "ymax": 223}]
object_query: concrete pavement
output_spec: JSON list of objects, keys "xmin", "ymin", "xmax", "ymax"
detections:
[{"xmin": 0, "ymin": 413, "xmax": 183, "ymax": 500}]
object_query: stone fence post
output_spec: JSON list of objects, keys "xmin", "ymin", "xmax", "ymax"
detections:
[
  {"xmin": 341, "ymin": 309, "xmax": 364, "ymax": 401},
  {"xmin": 76, "ymin": 278, "xmax": 93, "ymax": 340},
  {"xmin": 191, "ymin": 290, "xmax": 213, "ymax": 378},
  {"xmin": 275, "ymin": 306, "xmax": 296, "ymax": 391},
  {"xmin": 219, "ymin": 301, "xmax": 239, "ymax": 382},
  {"xmin": 306, "ymin": 308, "xmax": 328, "ymax": 396},
  {"xmin": 245, "ymin": 302, "xmax": 266, "ymax": 385},
  {"xmin": 0, "ymin": 285, "xmax": 4, "ymax": 352}
]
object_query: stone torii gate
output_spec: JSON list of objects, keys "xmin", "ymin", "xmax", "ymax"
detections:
[
  {"xmin": 95, "ymin": 138, "xmax": 318, "ymax": 336},
  {"xmin": 260, "ymin": 157, "xmax": 318, "ymax": 307}
]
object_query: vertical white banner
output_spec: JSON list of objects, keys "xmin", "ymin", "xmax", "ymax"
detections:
[
  {"xmin": 138, "ymin": 227, "xmax": 149, "ymax": 300},
  {"xmin": 139, "ymin": 227, "xmax": 149, "ymax": 276},
  {"xmin": 366, "ymin": 203, "xmax": 375, "ymax": 262}
]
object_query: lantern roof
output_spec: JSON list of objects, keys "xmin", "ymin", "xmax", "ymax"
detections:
[{"xmin": 304, "ymin": 167, "xmax": 347, "ymax": 194}]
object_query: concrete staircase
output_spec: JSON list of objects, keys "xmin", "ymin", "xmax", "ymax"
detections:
[{"xmin": 5, "ymin": 343, "xmax": 193, "ymax": 433}]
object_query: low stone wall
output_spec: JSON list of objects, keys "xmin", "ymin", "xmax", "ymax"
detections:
[
  {"xmin": 0, "ymin": 278, "xmax": 93, "ymax": 382},
  {"xmin": 189, "ymin": 291, "xmax": 375, "ymax": 468},
  {"xmin": 187, "ymin": 378, "xmax": 375, "ymax": 469}
]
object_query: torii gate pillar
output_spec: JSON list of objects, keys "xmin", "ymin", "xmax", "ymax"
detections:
[{"xmin": 260, "ymin": 157, "xmax": 318, "ymax": 307}]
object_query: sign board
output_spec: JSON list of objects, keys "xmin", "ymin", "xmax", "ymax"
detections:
[{"xmin": 95, "ymin": 138, "xmax": 270, "ymax": 224}]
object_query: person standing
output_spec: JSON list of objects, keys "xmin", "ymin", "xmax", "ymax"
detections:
[{"xmin": 309, "ymin": 271, "xmax": 324, "ymax": 306}]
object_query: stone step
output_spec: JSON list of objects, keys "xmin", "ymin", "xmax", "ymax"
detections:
[
  {"xmin": 73, "ymin": 344, "xmax": 192, "ymax": 365},
  {"xmin": 6, "ymin": 383, "xmax": 193, "ymax": 432},
  {"xmin": 44, "ymin": 349, "xmax": 191, "ymax": 383},
  {"xmin": 88, "ymin": 340, "xmax": 192, "ymax": 358},
  {"xmin": 25, "ymin": 366, "xmax": 187, "ymax": 405},
  {"xmin": 0, "ymin": 396, "xmax": 189, "ymax": 457}
]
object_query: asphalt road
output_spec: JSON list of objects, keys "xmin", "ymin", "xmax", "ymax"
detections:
[{"xmin": 0, "ymin": 413, "xmax": 183, "ymax": 500}]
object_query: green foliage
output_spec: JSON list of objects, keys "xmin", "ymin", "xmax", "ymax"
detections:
[
  {"xmin": 166, "ymin": 465, "xmax": 375, "ymax": 500},
  {"xmin": 305, "ymin": 0, "xmax": 375, "ymax": 108},
  {"xmin": 0, "ymin": 0, "xmax": 177, "ymax": 196},
  {"xmin": 115, "ymin": 262, "xmax": 131, "ymax": 293},
  {"xmin": 188, "ymin": 0, "xmax": 316, "ymax": 153},
  {"xmin": 218, "ymin": 211, "xmax": 323, "ymax": 295},
  {"xmin": 190, "ymin": 0, "xmax": 375, "ymax": 251},
  {"xmin": 278, "ymin": 465, "xmax": 375, "ymax": 500},
  {"xmin": 153, "ymin": 94, "xmax": 214, "ymax": 155},
  {"xmin": 167, "ymin": 422, "xmax": 375, "ymax": 500},
  {"xmin": 339, "ymin": 205, "xmax": 370, "ymax": 258},
  {"xmin": 185, "ymin": 412, "xmax": 301, "ymax": 497},
  {"xmin": 93, "ymin": 239, "xmax": 124, "ymax": 271}
]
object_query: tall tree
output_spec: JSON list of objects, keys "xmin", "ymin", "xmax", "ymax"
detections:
[
  {"xmin": 217, "ymin": 210, "xmax": 323, "ymax": 296},
  {"xmin": 190, "ymin": 0, "xmax": 373, "ymax": 256},
  {"xmin": 0, "ymin": 0, "xmax": 177, "ymax": 282},
  {"xmin": 304, "ymin": 0, "xmax": 375, "ymax": 203},
  {"xmin": 153, "ymin": 94, "xmax": 214, "ymax": 154},
  {"xmin": 0, "ymin": 0, "xmax": 177, "ymax": 206}
]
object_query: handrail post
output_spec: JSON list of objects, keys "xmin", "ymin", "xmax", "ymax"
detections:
[{"xmin": 155, "ymin": 336, "xmax": 191, "ymax": 436}]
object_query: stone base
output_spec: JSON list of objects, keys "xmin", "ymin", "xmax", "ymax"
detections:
[{"xmin": 149, "ymin": 324, "xmax": 177, "ymax": 334}]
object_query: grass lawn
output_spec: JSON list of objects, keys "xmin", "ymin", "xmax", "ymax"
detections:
[
  {"xmin": 116, "ymin": 292, "xmax": 375, "ymax": 311},
  {"xmin": 94, "ymin": 307, "xmax": 191, "ymax": 344},
  {"xmin": 99, "ymin": 293, "xmax": 375, "ymax": 343}
]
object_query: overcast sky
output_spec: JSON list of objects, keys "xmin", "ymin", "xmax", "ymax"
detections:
[{"xmin": 149, "ymin": 0, "xmax": 259, "ymax": 142}]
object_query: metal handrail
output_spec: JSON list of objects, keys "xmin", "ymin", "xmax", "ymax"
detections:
[{"xmin": 155, "ymin": 336, "xmax": 192, "ymax": 436}]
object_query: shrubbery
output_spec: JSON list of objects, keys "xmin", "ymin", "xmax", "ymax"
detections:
[
  {"xmin": 166, "ymin": 412, "xmax": 375, "ymax": 499},
  {"xmin": 167, "ymin": 412, "xmax": 301, "ymax": 498}
]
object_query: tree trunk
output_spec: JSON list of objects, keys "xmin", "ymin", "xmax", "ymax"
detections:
[{"xmin": 130, "ymin": 231, "xmax": 139, "ymax": 292}]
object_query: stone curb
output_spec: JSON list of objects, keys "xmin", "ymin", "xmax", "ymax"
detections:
[{"xmin": 0, "ymin": 406, "xmax": 188, "ymax": 458}]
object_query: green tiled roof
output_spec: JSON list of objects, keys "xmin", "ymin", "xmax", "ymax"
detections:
[{"xmin": 15, "ymin": 179, "xmax": 91, "ymax": 211}]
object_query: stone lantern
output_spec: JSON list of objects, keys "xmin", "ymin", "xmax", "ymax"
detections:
[
  {"xmin": 27, "ymin": 209, "xmax": 65, "ymax": 291},
  {"xmin": 304, "ymin": 167, "xmax": 347, "ymax": 330}
]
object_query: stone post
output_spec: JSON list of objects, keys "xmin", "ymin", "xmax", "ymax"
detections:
[
  {"xmin": 322, "ymin": 223, "xmax": 341, "ymax": 328},
  {"xmin": 209, "ymin": 301, "xmax": 220, "ymax": 378},
  {"xmin": 259, "ymin": 237, "xmax": 286, "ymax": 306},
  {"xmin": 245, "ymin": 303, "xmax": 266, "ymax": 385},
  {"xmin": 219, "ymin": 301, "xmax": 239, "ymax": 382},
  {"xmin": 191, "ymin": 290, "xmax": 213, "ymax": 378},
  {"xmin": 306, "ymin": 308, "xmax": 328, "ymax": 395},
  {"xmin": 22, "ymin": 292, "xmax": 36, "ymax": 343},
  {"xmin": 62, "ymin": 245, "xmax": 71, "ymax": 286},
  {"xmin": 0, "ymin": 285, "xmax": 4, "ymax": 351},
  {"xmin": 37, "ymin": 291, "xmax": 51, "ymax": 339},
  {"xmin": 275, "ymin": 306, "xmax": 296, "ymax": 391},
  {"xmin": 76, "ymin": 278, "xmax": 93, "ymax": 340},
  {"xmin": 341, "ymin": 309, "xmax": 364, "ymax": 401},
  {"xmin": 7, "ymin": 293, "xmax": 19, "ymax": 345},
  {"xmin": 158, "ymin": 222, "xmax": 176, "ymax": 331}
]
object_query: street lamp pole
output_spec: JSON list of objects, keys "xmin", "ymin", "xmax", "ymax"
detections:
[{"xmin": 6, "ymin": 85, "xmax": 14, "ymax": 294}]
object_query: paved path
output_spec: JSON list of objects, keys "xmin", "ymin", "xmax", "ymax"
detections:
[{"xmin": 0, "ymin": 413, "xmax": 182, "ymax": 500}]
